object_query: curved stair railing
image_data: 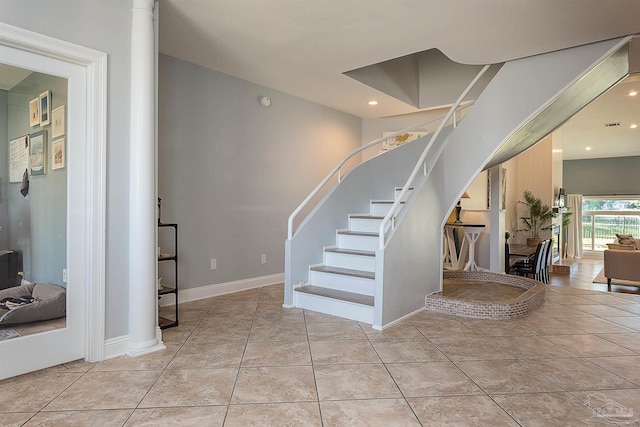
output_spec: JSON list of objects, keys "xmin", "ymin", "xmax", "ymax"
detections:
[
  {"xmin": 287, "ymin": 101, "xmax": 476, "ymax": 240},
  {"xmin": 377, "ymin": 64, "xmax": 491, "ymax": 249}
]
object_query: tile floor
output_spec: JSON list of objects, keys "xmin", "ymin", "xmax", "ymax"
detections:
[{"xmin": 2, "ymin": 260, "xmax": 640, "ymax": 426}]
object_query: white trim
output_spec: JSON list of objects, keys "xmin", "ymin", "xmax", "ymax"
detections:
[
  {"xmin": 104, "ymin": 327, "xmax": 164, "ymax": 360},
  {"xmin": 161, "ymin": 273, "xmax": 285, "ymax": 305},
  {"xmin": 0, "ymin": 22, "xmax": 107, "ymax": 363},
  {"xmin": 373, "ymin": 306, "xmax": 426, "ymax": 331}
]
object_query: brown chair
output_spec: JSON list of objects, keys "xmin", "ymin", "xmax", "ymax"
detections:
[{"xmin": 510, "ymin": 239, "xmax": 552, "ymax": 283}]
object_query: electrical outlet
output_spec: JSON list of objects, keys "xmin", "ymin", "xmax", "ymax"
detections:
[
  {"xmin": 63, "ymin": 268, "xmax": 67, "ymax": 283},
  {"xmin": 210, "ymin": 258, "xmax": 217, "ymax": 270},
  {"xmin": 261, "ymin": 254, "xmax": 267, "ymax": 264}
]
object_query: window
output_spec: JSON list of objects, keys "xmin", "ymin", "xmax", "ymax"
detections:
[{"xmin": 582, "ymin": 197, "xmax": 640, "ymax": 251}]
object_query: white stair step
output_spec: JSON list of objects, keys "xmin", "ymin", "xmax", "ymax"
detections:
[
  {"xmin": 394, "ymin": 187, "xmax": 414, "ymax": 202},
  {"xmin": 309, "ymin": 265, "xmax": 375, "ymax": 296},
  {"xmin": 348, "ymin": 214, "xmax": 386, "ymax": 233},
  {"xmin": 293, "ymin": 285, "xmax": 374, "ymax": 324},
  {"xmin": 370, "ymin": 200, "xmax": 405, "ymax": 216},
  {"xmin": 324, "ymin": 247, "xmax": 376, "ymax": 271},
  {"xmin": 336, "ymin": 230, "xmax": 378, "ymax": 251}
]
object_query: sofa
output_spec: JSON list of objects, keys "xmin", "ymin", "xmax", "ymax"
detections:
[{"xmin": 603, "ymin": 249, "xmax": 640, "ymax": 291}]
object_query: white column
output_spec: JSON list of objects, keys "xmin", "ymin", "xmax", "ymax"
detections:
[{"xmin": 128, "ymin": 0, "xmax": 164, "ymax": 356}]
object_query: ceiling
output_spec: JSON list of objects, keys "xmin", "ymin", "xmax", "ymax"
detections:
[
  {"xmin": 0, "ymin": 63, "xmax": 32, "ymax": 91},
  {"xmin": 159, "ymin": 0, "xmax": 640, "ymax": 160}
]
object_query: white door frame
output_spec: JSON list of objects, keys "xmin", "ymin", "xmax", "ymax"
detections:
[{"xmin": 0, "ymin": 23, "xmax": 107, "ymax": 364}]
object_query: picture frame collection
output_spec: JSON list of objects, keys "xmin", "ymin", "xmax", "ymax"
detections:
[{"xmin": 25, "ymin": 90, "xmax": 66, "ymax": 175}]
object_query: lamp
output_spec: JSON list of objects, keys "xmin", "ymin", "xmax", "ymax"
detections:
[{"xmin": 454, "ymin": 192, "xmax": 470, "ymax": 223}]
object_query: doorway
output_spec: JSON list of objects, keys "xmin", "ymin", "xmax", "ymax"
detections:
[{"xmin": 0, "ymin": 23, "xmax": 106, "ymax": 380}]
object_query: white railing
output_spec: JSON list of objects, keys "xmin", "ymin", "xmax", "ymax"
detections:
[
  {"xmin": 287, "ymin": 102, "xmax": 476, "ymax": 240},
  {"xmin": 378, "ymin": 65, "xmax": 491, "ymax": 249}
]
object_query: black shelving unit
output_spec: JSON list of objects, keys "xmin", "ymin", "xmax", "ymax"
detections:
[{"xmin": 158, "ymin": 222, "xmax": 178, "ymax": 329}]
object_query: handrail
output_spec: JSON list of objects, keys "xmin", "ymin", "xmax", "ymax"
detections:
[
  {"xmin": 378, "ymin": 65, "xmax": 491, "ymax": 249},
  {"xmin": 287, "ymin": 101, "xmax": 475, "ymax": 239}
]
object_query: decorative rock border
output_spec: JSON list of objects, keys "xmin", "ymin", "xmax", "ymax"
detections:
[{"xmin": 425, "ymin": 270, "xmax": 546, "ymax": 319}]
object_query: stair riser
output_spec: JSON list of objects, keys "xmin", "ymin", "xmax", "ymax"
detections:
[
  {"xmin": 370, "ymin": 202, "xmax": 394, "ymax": 216},
  {"xmin": 309, "ymin": 270, "xmax": 375, "ymax": 296},
  {"xmin": 349, "ymin": 217, "xmax": 384, "ymax": 233},
  {"xmin": 394, "ymin": 189, "xmax": 413, "ymax": 202},
  {"xmin": 293, "ymin": 291, "xmax": 374, "ymax": 324},
  {"xmin": 324, "ymin": 252, "xmax": 376, "ymax": 272},
  {"xmin": 336, "ymin": 234, "xmax": 378, "ymax": 251}
]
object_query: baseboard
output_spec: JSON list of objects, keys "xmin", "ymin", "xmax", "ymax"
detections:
[
  {"xmin": 160, "ymin": 273, "xmax": 284, "ymax": 306},
  {"xmin": 374, "ymin": 306, "xmax": 426, "ymax": 331},
  {"xmin": 104, "ymin": 327, "xmax": 164, "ymax": 360}
]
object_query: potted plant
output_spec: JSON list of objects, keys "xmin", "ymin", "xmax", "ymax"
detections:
[{"xmin": 518, "ymin": 190, "xmax": 555, "ymax": 246}]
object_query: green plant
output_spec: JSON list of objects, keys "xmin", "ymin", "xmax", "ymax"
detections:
[
  {"xmin": 517, "ymin": 190, "xmax": 555, "ymax": 238},
  {"xmin": 505, "ymin": 231, "xmax": 511, "ymax": 241}
]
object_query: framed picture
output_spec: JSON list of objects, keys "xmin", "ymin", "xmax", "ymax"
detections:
[
  {"xmin": 9, "ymin": 135, "xmax": 29, "ymax": 183},
  {"xmin": 501, "ymin": 167, "xmax": 507, "ymax": 211},
  {"xmin": 39, "ymin": 90, "xmax": 51, "ymax": 126},
  {"xmin": 29, "ymin": 130, "xmax": 46, "ymax": 176},
  {"xmin": 51, "ymin": 105, "xmax": 65, "ymax": 138},
  {"xmin": 381, "ymin": 131, "xmax": 428, "ymax": 151},
  {"xmin": 51, "ymin": 138, "xmax": 65, "ymax": 170},
  {"xmin": 29, "ymin": 98, "xmax": 40, "ymax": 127}
]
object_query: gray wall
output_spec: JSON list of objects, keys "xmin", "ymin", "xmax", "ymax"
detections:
[
  {"xmin": 1, "ymin": 0, "xmax": 133, "ymax": 339},
  {"xmin": 5, "ymin": 72, "xmax": 67, "ymax": 285},
  {"xmin": 0, "ymin": 90, "xmax": 7, "ymax": 249},
  {"xmin": 563, "ymin": 156, "xmax": 640, "ymax": 195},
  {"xmin": 158, "ymin": 54, "xmax": 362, "ymax": 290}
]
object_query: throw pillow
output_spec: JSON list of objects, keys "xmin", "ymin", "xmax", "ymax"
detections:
[{"xmin": 615, "ymin": 233, "xmax": 635, "ymax": 246}]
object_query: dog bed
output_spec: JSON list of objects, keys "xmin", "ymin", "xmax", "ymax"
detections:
[{"xmin": 0, "ymin": 283, "xmax": 66, "ymax": 325}]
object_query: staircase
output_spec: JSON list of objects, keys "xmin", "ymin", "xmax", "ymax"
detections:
[{"xmin": 293, "ymin": 187, "xmax": 410, "ymax": 323}]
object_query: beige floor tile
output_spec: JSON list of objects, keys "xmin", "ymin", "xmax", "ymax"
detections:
[
  {"xmin": 139, "ymin": 368, "xmax": 237, "ymax": 407},
  {"xmin": 168, "ymin": 340, "xmax": 246, "ymax": 369},
  {"xmin": 492, "ymin": 392, "xmax": 595, "ymax": 426},
  {"xmin": 304, "ymin": 310, "xmax": 353, "ymax": 323},
  {"xmin": 407, "ymin": 310, "xmax": 461, "ymax": 323},
  {"xmin": 202, "ymin": 310, "xmax": 255, "ymax": 323},
  {"xmin": 178, "ymin": 296, "xmax": 217, "ymax": 309},
  {"xmin": 408, "ymin": 395, "xmax": 518, "ymax": 426},
  {"xmin": 596, "ymin": 332, "xmax": 640, "ymax": 353},
  {"xmin": 543, "ymin": 334, "xmax": 636, "ymax": 357},
  {"xmin": 187, "ymin": 322, "xmax": 251, "ymax": 342},
  {"xmin": 545, "ymin": 294, "xmax": 596, "ymax": 305},
  {"xmin": 93, "ymin": 344, "xmax": 180, "ymax": 371},
  {"xmin": 600, "ymin": 316, "xmax": 640, "ymax": 331},
  {"xmin": 52, "ymin": 359, "xmax": 96, "ymax": 373},
  {"xmin": 0, "ymin": 370, "xmax": 83, "ymax": 412},
  {"xmin": 1, "ymin": 413, "xmax": 35, "ymax": 427},
  {"xmin": 253, "ymin": 308, "xmax": 305, "ymax": 323},
  {"xmin": 456, "ymin": 359, "xmax": 563, "ymax": 394},
  {"xmin": 572, "ymin": 304, "xmax": 638, "ymax": 317},
  {"xmin": 370, "ymin": 339, "xmax": 447, "ymax": 363},
  {"xmin": 25, "ymin": 409, "xmax": 133, "ymax": 426},
  {"xmin": 125, "ymin": 406, "xmax": 227, "ymax": 426},
  {"xmin": 314, "ymin": 363, "xmax": 402, "ymax": 400},
  {"xmin": 242, "ymin": 341, "xmax": 311, "ymax": 367},
  {"xmin": 533, "ymin": 304, "xmax": 594, "ymax": 318},
  {"xmin": 310, "ymin": 339, "xmax": 380, "ymax": 365},
  {"xmin": 160, "ymin": 321, "xmax": 198, "ymax": 344},
  {"xmin": 248, "ymin": 321, "xmax": 308, "ymax": 342},
  {"xmin": 514, "ymin": 313, "xmax": 589, "ymax": 335},
  {"xmin": 320, "ymin": 399, "xmax": 421, "ymax": 426},
  {"xmin": 578, "ymin": 294, "xmax": 634, "ymax": 305},
  {"xmin": 225, "ymin": 402, "xmax": 321, "ymax": 427},
  {"xmin": 523, "ymin": 357, "xmax": 635, "ymax": 391},
  {"xmin": 573, "ymin": 388, "xmax": 640, "ymax": 422},
  {"xmin": 177, "ymin": 308, "xmax": 209, "ymax": 322},
  {"xmin": 430, "ymin": 336, "xmax": 516, "ymax": 361},
  {"xmin": 558, "ymin": 316, "xmax": 636, "ymax": 334},
  {"xmin": 410, "ymin": 318, "xmax": 478, "ymax": 338},
  {"xmin": 44, "ymin": 370, "xmax": 160, "ymax": 410},
  {"xmin": 232, "ymin": 366, "xmax": 317, "ymax": 404},
  {"xmin": 489, "ymin": 335, "xmax": 575, "ymax": 359},
  {"xmin": 587, "ymin": 356, "xmax": 640, "ymax": 385},
  {"xmin": 460, "ymin": 319, "xmax": 533, "ymax": 336},
  {"xmin": 386, "ymin": 361, "xmax": 482, "ymax": 397},
  {"xmin": 210, "ymin": 300, "xmax": 259, "ymax": 313},
  {"xmin": 306, "ymin": 322, "xmax": 367, "ymax": 341},
  {"xmin": 359, "ymin": 320, "xmax": 423, "ymax": 340}
]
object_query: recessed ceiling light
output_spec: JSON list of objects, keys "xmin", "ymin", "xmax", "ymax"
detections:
[
  {"xmin": 585, "ymin": 146, "xmax": 592, "ymax": 151},
  {"xmin": 368, "ymin": 100, "xmax": 378, "ymax": 106},
  {"xmin": 631, "ymin": 124, "xmax": 638, "ymax": 129},
  {"xmin": 629, "ymin": 91, "xmax": 638, "ymax": 97}
]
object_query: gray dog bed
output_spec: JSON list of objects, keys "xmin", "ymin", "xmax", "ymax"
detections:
[{"xmin": 0, "ymin": 283, "xmax": 66, "ymax": 325}]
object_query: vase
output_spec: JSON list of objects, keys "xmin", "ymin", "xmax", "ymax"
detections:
[{"xmin": 527, "ymin": 237, "xmax": 541, "ymax": 247}]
